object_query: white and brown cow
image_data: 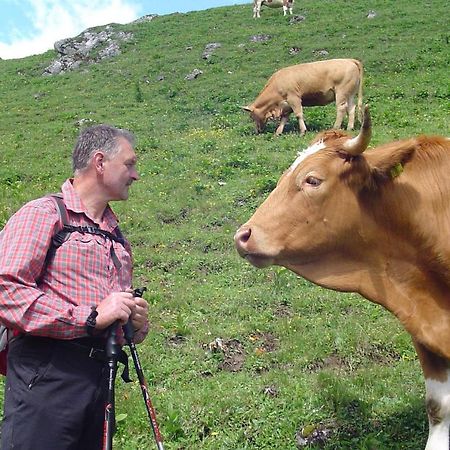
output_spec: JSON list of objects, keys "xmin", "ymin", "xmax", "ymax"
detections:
[
  {"xmin": 235, "ymin": 107, "xmax": 450, "ymax": 449},
  {"xmin": 243, "ymin": 58, "xmax": 363, "ymax": 136},
  {"xmin": 253, "ymin": 0, "xmax": 294, "ymax": 18}
]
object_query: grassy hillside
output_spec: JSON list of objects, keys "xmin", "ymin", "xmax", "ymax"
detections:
[{"xmin": 0, "ymin": 0, "xmax": 448, "ymax": 448}]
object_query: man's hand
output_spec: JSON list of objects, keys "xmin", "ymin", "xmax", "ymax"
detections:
[
  {"xmin": 130, "ymin": 295, "xmax": 149, "ymax": 332},
  {"xmin": 95, "ymin": 291, "xmax": 136, "ymax": 329}
]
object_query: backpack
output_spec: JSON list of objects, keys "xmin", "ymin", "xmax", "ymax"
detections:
[{"xmin": 0, "ymin": 194, "xmax": 125, "ymax": 375}]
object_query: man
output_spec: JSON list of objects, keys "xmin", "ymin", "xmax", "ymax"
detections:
[{"xmin": 0, "ymin": 125, "xmax": 149, "ymax": 449}]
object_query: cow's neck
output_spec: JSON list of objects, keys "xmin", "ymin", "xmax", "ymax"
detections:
[
  {"xmin": 253, "ymin": 90, "xmax": 282, "ymax": 115},
  {"xmin": 288, "ymin": 245, "xmax": 450, "ymax": 360}
]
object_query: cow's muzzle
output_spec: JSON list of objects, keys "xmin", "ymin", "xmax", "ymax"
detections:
[{"xmin": 234, "ymin": 226, "xmax": 274, "ymax": 268}]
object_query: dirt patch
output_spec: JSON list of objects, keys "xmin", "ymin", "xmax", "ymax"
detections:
[
  {"xmin": 273, "ymin": 301, "xmax": 293, "ymax": 318},
  {"xmin": 361, "ymin": 342, "xmax": 402, "ymax": 364},
  {"xmin": 219, "ymin": 339, "xmax": 245, "ymax": 372},
  {"xmin": 249, "ymin": 331, "xmax": 279, "ymax": 353},
  {"xmin": 166, "ymin": 335, "xmax": 186, "ymax": 347},
  {"xmin": 305, "ymin": 341, "xmax": 402, "ymax": 373},
  {"xmin": 262, "ymin": 385, "xmax": 279, "ymax": 397},
  {"xmin": 305, "ymin": 353, "xmax": 350, "ymax": 373},
  {"xmin": 296, "ymin": 422, "xmax": 334, "ymax": 448},
  {"xmin": 206, "ymin": 337, "xmax": 246, "ymax": 372}
]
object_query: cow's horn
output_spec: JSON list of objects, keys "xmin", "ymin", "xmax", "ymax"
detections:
[
  {"xmin": 343, "ymin": 105, "xmax": 372, "ymax": 155},
  {"xmin": 242, "ymin": 105, "xmax": 253, "ymax": 112}
]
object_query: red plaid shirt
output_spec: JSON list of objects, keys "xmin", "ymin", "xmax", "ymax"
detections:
[{"xmin": 0, "ymin": 179, "xmax": 134, "ymax": 339}]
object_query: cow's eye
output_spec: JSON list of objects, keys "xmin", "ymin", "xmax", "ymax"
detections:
[{"xmin": 305, "ymin": 176, "xmax": 322, "ymax": 187}]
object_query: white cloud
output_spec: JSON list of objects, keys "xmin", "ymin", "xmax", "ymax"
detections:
[{"xmin": 0, "ymin": 0, "xmax": 141, "ymax": 60}]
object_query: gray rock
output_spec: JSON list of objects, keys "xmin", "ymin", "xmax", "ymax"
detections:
[
  {"xmin": 185, "ymin": 69, "xmax": 203, "ymax": 80},
  {"xmin": 289, "ymin": 47, "xmax": 302, "ymax": 55},
  {"xmin": 132, "ymin": 14, "xmax": 158, "ymax": 23},
  {"xmin": 290, "ymin": 15, "xmax": 306, "ymax": 24},
  {"xmin": 249, "ymin": 34, "xmax": 272, "ymax": 43},
  {"xmin": 314, "ymin": 49, "xmax": 329, "ymax": 57},
  {"xmin": 202, "ymin": 42, "xmax": 221, "ymax": 60},
  {"xmin": 43, "ymin": 25, "xmax": 132, "ymax": 75}
]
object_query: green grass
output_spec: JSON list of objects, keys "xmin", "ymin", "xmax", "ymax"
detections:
[{"xmin": 0, "ymin": 0, "xmax": 448, "ymax": 448}]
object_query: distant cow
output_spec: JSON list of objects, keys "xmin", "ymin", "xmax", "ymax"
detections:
[
  {"xmin": 253, "ymin": 0, "xmax": 294, "ymax": 18},
  {"xmin": 243, "ymin": 58, "xmax": 363, "ymax": 135},
  {"xmin": 235, "ymin": 107, "xmax": 450, "ymax": 449}
]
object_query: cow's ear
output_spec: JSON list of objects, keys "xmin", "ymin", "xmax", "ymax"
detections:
[
  {"xmin": 242, "ymin": 105, "xmax": 253, "ymax": 113},
  {"xmin": 366, "ymin": 139, "xmax": 417, "ymax": 182}
]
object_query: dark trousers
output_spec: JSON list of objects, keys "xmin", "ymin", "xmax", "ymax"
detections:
[{"xmin": 1, "ymin": 335, "xmax": 108, "ymax": 450}]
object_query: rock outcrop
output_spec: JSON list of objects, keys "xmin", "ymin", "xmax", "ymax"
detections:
[{"xmin": 42, "ymin": 21, "xmax": 144, "ymax": 76}]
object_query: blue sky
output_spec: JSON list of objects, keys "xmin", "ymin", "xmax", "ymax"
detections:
[{"xmin": 0, "ymin": 0, "xmax": 249, "ymax": 60}]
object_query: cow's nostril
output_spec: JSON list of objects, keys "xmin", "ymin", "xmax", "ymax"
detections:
[{"xmin": 235, "ymin": 227, "xmax": 251, "ymax": 246}]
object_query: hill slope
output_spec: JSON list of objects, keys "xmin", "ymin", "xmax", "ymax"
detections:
[{"xmin": 0, "ymin": 1, "xmax": 448, "ymax": 448}]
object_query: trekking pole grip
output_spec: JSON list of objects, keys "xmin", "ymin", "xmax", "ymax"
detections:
[
  {"xmin": 106, "ymin": 321, "xmax": 120, "ymax": 359},
  {"xmin": 122, "ymin": 287, "xmax": 147, "ymax": 342}
]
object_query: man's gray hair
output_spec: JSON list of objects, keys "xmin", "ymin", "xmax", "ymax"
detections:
[{"xmin": 72, "ymin": 124, "xmax": 135, "ymax": 173}]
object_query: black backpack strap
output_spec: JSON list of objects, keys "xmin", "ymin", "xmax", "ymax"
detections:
[
  {"xmin": 113, "ymin": 225, "xmax": 125, "ymax": 243},
  {"xmin": 51, "ymin": 194, "xmax": 69, "ymax": 226},
  {"xmin": 40, "ymin": 195, "xmax": 71, "ymax": 274},
  {"xmin": 38, "ymin": 194, "xmax": 126, "ymax": 282}
]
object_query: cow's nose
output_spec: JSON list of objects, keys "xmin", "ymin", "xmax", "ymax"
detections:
[{"xmin": 234, "ymin": 227, "xmax": 251, "ymax": 252}]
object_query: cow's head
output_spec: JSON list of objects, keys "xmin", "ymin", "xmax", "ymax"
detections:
[
  {"xmin": 242, "ymin": 105, "xmax": 266, "ymax": 133},
  {"xmin": 234, "ymin": 106, "xmax": 416, "ymax": 287}
]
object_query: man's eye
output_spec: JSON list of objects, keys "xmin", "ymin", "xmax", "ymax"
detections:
[{"xmin": 305, "ymin": 176, "xmax": 322, "ymax": 187}]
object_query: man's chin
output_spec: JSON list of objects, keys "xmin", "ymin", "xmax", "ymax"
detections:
[
  {"xmin": 120, "ymin": 187, "xmax": 131, "ymax": 200},
  {"xmin": 110, "ymin": 191, "xmax": 129, "ymax": 202}
]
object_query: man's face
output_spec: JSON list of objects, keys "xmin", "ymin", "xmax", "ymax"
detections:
[{"xmin": 102, "ymin": 137, "xmax": 139, "ymax": 201}]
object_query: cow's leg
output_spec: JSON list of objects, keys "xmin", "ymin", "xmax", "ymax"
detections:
[
  {"xmin": 413, "ymin": 339, "xmax": 450, "ymax": 450},
  {"xmin": 288, "ymin": 2, "xmax": 293, "ymax": 14},
  {"xmin": 283, "ymin": 5, "xmax": 288, "ymax": 15},
  {"xmin": 346, "ymin": 96, "xmax": 356, "ymax": 130},
  {"xmin": 287, "ymin": 96, "xmax": 307, "ymax": 135},
  {"xmin": 333, "ymin": 95, "xmax": 348, "ymax": 129},
  {"xmin": 287, "ymin": 1, "xmax": 293, "ymax": 14},
  {"xmin": 253, "ymin": 1, "xmax": 261, "ymax": 18},
  {"xmin": 275, "ymin": 114, "xmax": 290, "ymax": 135}
]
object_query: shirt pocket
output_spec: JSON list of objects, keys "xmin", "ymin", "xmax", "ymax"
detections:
[{"xmin": 53, "ymin": 233, "xmax": 111, "ymax": 279}]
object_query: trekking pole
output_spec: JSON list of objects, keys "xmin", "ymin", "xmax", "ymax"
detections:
[
  {"xmin": 103, "ymin": 321, "xmax": 121, "ymax": 450},
  {"xmin": 122, "ymin": 287, "xmax": 164, "ymax": 450}
]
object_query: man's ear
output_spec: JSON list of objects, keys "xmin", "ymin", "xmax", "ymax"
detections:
[{"xmin": 92, "ymin": 151, "xmax": 105, "ymax": 173}]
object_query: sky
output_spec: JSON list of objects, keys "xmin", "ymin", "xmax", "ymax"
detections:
[{"xmin": 0, "ymin": 0, "xmax": 249, "ymax": 60}]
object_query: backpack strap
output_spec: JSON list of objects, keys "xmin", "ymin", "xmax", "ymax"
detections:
[
  {"xmin": 51, "ymin": 193, "xmax": 69, "ymax": 225},
  {"xmin": 41, "ymin": 194, "xmax": 69, "ymax": 271},
  {"xmin": 38, "ymin": 194, "xmax": 126, "ymax": 283}
]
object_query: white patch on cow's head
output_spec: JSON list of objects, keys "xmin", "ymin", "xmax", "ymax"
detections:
[{"xmin": 289, "ymin": 140, "xmax": 326, "ymax": 172}]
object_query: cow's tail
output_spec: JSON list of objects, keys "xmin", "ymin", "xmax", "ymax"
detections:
[{"xmin": 355, "ymin": 60, "xmax": 364, "ymax": 123}]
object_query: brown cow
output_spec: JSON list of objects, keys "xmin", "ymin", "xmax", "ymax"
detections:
[
  {"xmin": 253, "ymin": 0, "xmax": 294, "ymax": 18},
  {"xmin": 235, "ymin": 107, "xmax": 450, "ymax": 449},
  {"xmin": 243, "ymin": 58, "xmax": 363, "ymax": 136}
]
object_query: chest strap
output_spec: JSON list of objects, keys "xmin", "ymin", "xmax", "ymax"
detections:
[{"xmin": 43, "ymin": 195, "xmax": 126, "ymax": 273}]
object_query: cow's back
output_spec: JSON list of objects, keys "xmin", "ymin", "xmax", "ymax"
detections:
[{"xmin": 274, "ymin": 59, "xmax": 361, "ymax": 92}]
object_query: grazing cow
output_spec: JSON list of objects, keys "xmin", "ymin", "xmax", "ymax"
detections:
[
  {"xmin": 243, "ymin": 58, "xmax": 363, "ymax": 136},
  {"xmin": 253, "ymin": 0, "xmax": 294, "ymax": 18},
  {"xmin": 235, "ymin": 107, "xmax": 450, "ymax": 450}
]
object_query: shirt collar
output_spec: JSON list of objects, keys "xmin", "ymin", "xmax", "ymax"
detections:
[{"xmin": 61, "ymin": 179, "xmax": 119, "ymax": 231}]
